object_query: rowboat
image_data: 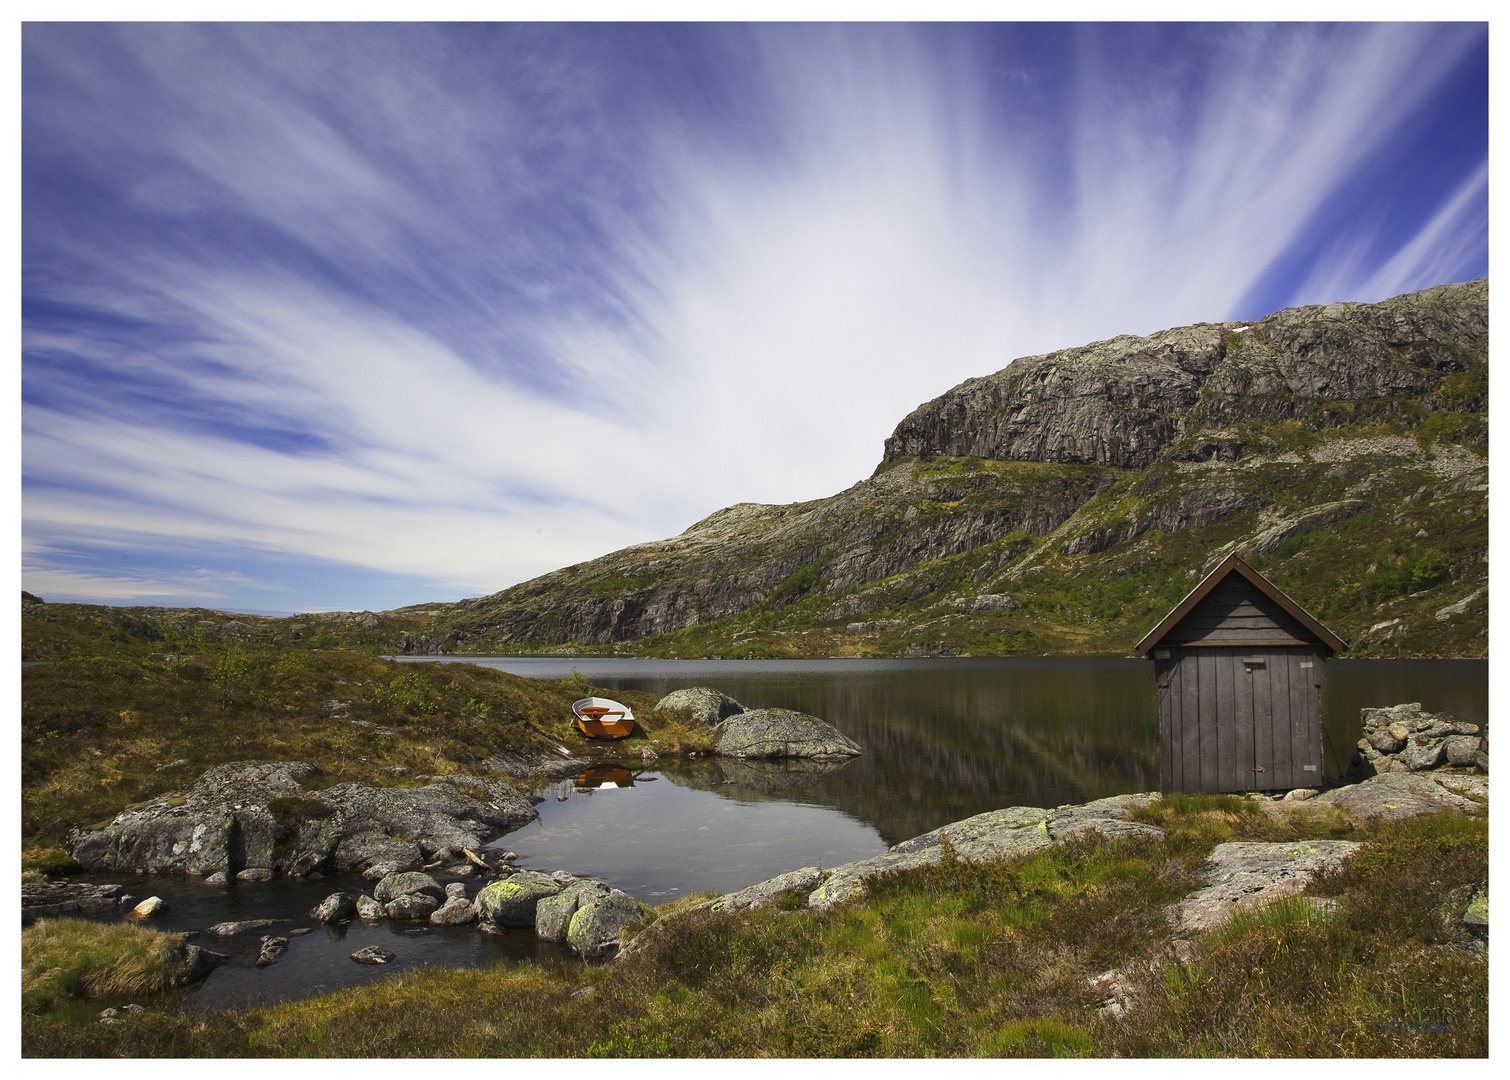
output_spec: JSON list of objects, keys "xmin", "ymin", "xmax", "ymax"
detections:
[{"xmin": 571, "ymin": 696, "xmax": 637, "ymax": 740}]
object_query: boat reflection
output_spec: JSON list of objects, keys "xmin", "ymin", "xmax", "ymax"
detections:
[{"xmin": 574, "ymin": 765, "xmax": 636, "ymax": 790}]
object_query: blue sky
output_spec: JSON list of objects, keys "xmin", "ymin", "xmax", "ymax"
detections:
[{"xmin": 21, "ymin": 22, "xmax": 1489, "ymax": 614}]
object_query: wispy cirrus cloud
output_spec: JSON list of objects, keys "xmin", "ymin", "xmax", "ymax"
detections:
[{"xmin": 22, "ymin": 23, "xmax": 1488, "ymax": 611}]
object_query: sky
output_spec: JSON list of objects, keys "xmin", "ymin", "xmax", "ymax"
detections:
[{"xmin": 20, "ymin": 22, "xmax": 1490, "ymax": 615}]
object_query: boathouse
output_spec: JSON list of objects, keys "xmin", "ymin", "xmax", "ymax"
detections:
[{"xmin": 1136, "ymin": 554, "xmax": 1348, "ymax": 794}]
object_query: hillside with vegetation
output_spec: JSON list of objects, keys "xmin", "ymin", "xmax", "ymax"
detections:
[{"xmin": 21, "ymin": 279, "xmax": 1486, "ymax": 663}]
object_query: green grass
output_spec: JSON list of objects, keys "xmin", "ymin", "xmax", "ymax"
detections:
[
  {"xmin": 22, "ymin": 919, "xmax": 196, "ymax": 1014},
  {"xmin": 21, "ymin": 802, "xmax": 1486, "ymax": 1057},
  {"xmin": 21, "ymin": 647, "xmax": 714, "ymax": 850}
]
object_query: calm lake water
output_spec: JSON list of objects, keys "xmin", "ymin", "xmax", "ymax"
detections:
[{"xmin": 68, "ymin": 656, "xmax": 1485, "ymax": 1009}]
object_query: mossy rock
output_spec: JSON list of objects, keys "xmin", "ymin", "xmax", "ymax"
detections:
[{"xmin": 475, "ymin": 872, "xmax": 561, "ymax": 928}]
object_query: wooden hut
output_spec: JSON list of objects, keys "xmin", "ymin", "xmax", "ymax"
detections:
[{"xmin": 1135, "ymin": 554, "xmax": 1348, "ymax": 794}]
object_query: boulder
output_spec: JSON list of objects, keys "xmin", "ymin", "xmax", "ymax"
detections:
[
  {"xmin": 129, "ymin": 896, "xmax": 168, "ymax": 917},
  {"xmin": 355, "ymin": 894, "xmax": 385, "ymax": 920},
  {"xmin": 68, "ymin": 760, "xmax": 538, "ymax": 878},
  {"xmin": 1445, "ymin": 736, "xmax": 1482, "ymax": 767},
  {"xmin": 566, "ymin": 889, "xmax": 648, "ymax": 958},
  {"xmin": 475, "ymin": 871, "xmax": 562, "ymax": 929},
  {"xmin": 712, "ymin": 708, "xmax": 862, "ymax": 760},
  {"xmin": 350, "ymin": 945, "xmax": 395, "ymax": 964},
  {"xmin": 1400, "ymin": 737, "xmax": 1446, "ymax": 771},
  {"xmin": 1167, "ymin": 840, "xmax": 1364, "ymax": 934},
  {"xmin": 429, "ymin": 896, "xmax": 478, "ymax": 926},
  {"xmin": 1316, "ymin": 772, "xmax": 1481, "ymax": 820},
  {"xmin": 386, "ymin": 893, "xmax": 439, "ymax": 920},
  {"xmin": 444, "ymin": 882, "xmax": 468, "ymax": 899},
  {"xmin": 374, "ymin": 871, "xmax": 445, "ymax": 904},
  {"xmin": 536, "ymin": 881, "xmax": 612, "ymax": 942},
  {"xmin": 308, "ymin": 892, "xmax": 358, "ymax": 924},
  {"xmin": 656, "ymin": 687, "xmax": 746, "ymax": 727}
]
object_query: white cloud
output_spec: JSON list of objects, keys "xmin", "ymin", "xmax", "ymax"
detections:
[{"xmin": 22, "ymin": 25, "xmax": 1488, "ymax": 607}]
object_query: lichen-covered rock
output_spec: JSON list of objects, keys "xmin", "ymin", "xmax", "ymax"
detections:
[
  {"xmin": 67, "ymin": 760, "xmax": 538, "ymax": 878},
  {"xmin": 308, "ymin": 892, "xmax": 358, "ymax": 924},
  {"xmin": 374, "ymin": 872, "xmax": 444, "ymax": 904},
  {"xmin": 809, "ymin": 794, "xmax": 1161, "ymax": 911},
  {"xmin": 712, "ymin": 709, "xmax": 861, "ymax": 760},
  {"xmin": 1445, "ymin": 736, "xmax": 1483, "ymax": 767},
  {"xmin": 1316, "ymin": 772, "xmax": 1480, "ymax": 820},
  {"xmin": 350, "ymin": 945, "xmax": 394, "ymax": 964},
  {"xmin": 656, "ymin": 687, "xmax": 746, "ymax": 726},
  {"xmin": 536, "ymin": 880, "xmax": 612, "ymax": 942},
  {"xmin": 355, "ymin": 894, "xmax": 385, "ymax": 920},
  {"xmin": 429, "ymin": 896, "xmax": 478, "ymax": 926},
  {"xmin": 475, "ymin": 871, "xmax": 561, "ymax": 928},
  {"xmin": 385, "ymin": 893, "xmax": 439, "ymax": 920},
  {"xmin": 1400, "ymin": 737, "xmax": 1447, "ymax": 771},
  {"xmin": 710, "ymin": 867, "xmax": 829, "ymax": 913},
  {"xmin": 1167, "ymin": 840, "xmax": 1363, "ymax": 934},
  {"xmin": 566, "ymin": 889, "xmax": 648, "ymax": 958}
]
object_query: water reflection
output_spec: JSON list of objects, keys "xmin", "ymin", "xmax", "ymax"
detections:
[{"xmin": 409, "ymin": 655, "xmax": 1486, "ymax": 846}]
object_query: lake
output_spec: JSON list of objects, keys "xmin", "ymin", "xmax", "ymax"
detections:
[{"xmin": 66, "ymin": 656, "xmax": 1485, "ymax": 1009}]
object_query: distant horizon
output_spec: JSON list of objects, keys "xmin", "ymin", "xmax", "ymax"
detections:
[{"xmin": 23, "ymin": 23, "xmax": 1489, "ymax": 613}]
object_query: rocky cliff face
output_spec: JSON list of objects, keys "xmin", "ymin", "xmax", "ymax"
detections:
[
  {"xmin": 883, "ymin": 280, "xmax": 1486, "ymax": 468},
  {"xmin": 404, "ymin": 279, "xmax": 1484, "ymax": 659}
]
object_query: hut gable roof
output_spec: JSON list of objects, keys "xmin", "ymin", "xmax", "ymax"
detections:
[{"xmin": 1135, "ymin": 554, "xmax": 1348, "ymax": 657}]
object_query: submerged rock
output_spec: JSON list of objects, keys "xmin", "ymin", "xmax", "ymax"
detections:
[
  {"xmin": 712, "ymin": 708, "xmax": 861, "ymax": 760},
  {"xmin": 656, "ymin": 687, "xmax": 746, "ymax": 726},
  {"xmin": 255, "ymin": 936, "xmax": 289, "ymax": 967},
  {"xmin": 350, "ymin": 945, "xmax": 395, "ymax": 964}
]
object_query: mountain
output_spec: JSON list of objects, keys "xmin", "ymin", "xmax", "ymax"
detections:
[{"xmin": 21, "ymin": 280, "xmax": 1488, "ymax": 661}]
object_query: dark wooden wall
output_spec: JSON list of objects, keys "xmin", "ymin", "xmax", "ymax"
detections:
[
  {"xmin": 1161, "ymin": 575, "xmax": 1314, "ymax": 647},
  {"xmin": 1156, "ymin": 645, "xmax": 1325, "ymax": 793}
]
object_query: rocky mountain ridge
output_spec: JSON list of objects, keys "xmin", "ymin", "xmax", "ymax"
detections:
[{"xmin": 21, "ymin": 279, "xmax": 1488, "ymax": 660}]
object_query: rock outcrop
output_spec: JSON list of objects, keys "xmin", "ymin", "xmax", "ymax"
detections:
[
  {"xmin": 1166, "ymin": 840, "xmax": 1363, "ymax": 934},
  {"xmin": 1316, "ymin": 772, "xmax": 1483, "ymax": 820},
  {"xmin": 21, "ymin": 881, "xmax": 127, "ymax": 926},
  {"xmin": 68, "ymin": 761, "xmax": 538, "ymax": 878},
  {"xmin": 808, "ymin": 793, "xmax": 1162, "ymax": 910},
  {"xmin": 712, "ymin": 709, "xmax": 862, "ymax": 760},
  {"xmin": 884, "ymin": 280, "xmax": 1486, "ymax": 468}
]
